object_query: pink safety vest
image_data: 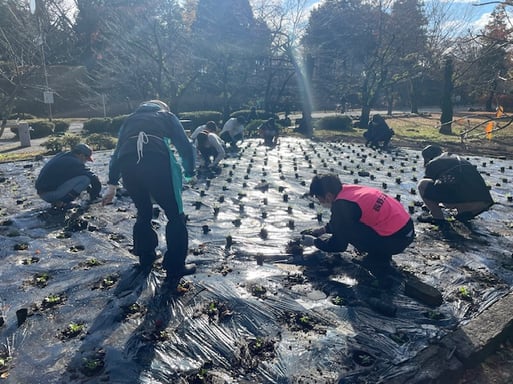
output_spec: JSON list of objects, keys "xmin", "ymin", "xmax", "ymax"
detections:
[{"xmin": 336, "ymin": 185, "xmax": 410, "ymax": 236}]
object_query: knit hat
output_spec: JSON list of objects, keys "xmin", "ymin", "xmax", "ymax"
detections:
[{"xmin": 421, "ymin": 145, "xmax": 442, "ymax": 166}]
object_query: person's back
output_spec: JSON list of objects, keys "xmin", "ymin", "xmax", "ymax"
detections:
[
  {"xmin": 36, "ymin": 143, "xmax": 100, "ymax": 208},
  {"xmin": 364, "ymin": 114, "xmax": 393, "ymax": 148},
  {"xmin": 425, "ymin": 153, "xmax": 493, "ymax": 204},
  {"xmin": 418, "ymin": 145, "xmax": 493, "ymax": 223},
  {"xmin": 103, "ymin": 100, "xmax": 196, "ymax": 280}
]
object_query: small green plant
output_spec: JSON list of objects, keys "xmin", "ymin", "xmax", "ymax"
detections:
[
  {"xmin": 458, "ymin": 286, "xmax": 472, "ymax": 300},
  {"xmin": 331, "ymin": 296, "xmax": 345, "ymax": 306},
  {"xmin": 82, "ymin": 357, "xmax": 102, "ymax": 371},
  {"xmin": 299, "ymin": 315, "xmax": 310, "ymax": 325},
  {"xmin": 85, "ymin": 258, "xmax": 102, "ymax": 267},
  {"xmin": 42, "ymin": 293, "xmax": 63, "ymax": 308},
  {"xmin": 68, "ymin": 322, "xmax": 84, "ymax": 333},
  {"xmin": 35, "ymin": 272, "xmax": 50, "ymax": 287}
]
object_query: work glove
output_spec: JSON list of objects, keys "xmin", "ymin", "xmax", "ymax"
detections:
[
  {"xmin": 102, "ymin": 184, "xmax": 117, "ymax": 206},
  {"xmin": 301, "ymin": 234, "xmax": 316, "ymax": 247}
]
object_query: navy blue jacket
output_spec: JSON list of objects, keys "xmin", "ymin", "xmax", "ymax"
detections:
[
  {"xmin": 107, "ymin": 103, "xmax": 195, "ymax": 185},
  {"xmin": 35, "ymin": 152, "xmax": 101, "ymax": 196}
]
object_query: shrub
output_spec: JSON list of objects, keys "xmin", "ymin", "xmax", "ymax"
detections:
[
  {"xmin": 231, "ymin": 109, "xmax": 277, "ymax": 121},
  {"xmin": 109, "ymin": 115, "xmax": 128, "ymax": 136},
  {"xmin": 9, "ymin": 113, "xmax": 37, "ymax": 120},
  {"xmin": 42, "ymin": 137, "xmax": 64, "ymax": 154},
  {"xmin": 42, "ymin": 134, "xmax": 81, "ymax": 154},
  {"xmin": 316, "ymin": 115, "xmax": 353, "ymax": 131},
  {"xmin": 53, "ymin": 120, "xmax": 70, "ymax": 134},
  {"xmin": 177, "ymin": 111, "xmax": 222, "ymax": 130},
  {"xmin": 85, "ymin": 133, "xmax": 117, "ymax": 150},
  {"xmin": 11, "ymin": 120, "xmax": 55, "ymax": 139},
  {"xmin": 83, "ymin": 118, "xmax": 112, "ymax": 134}
]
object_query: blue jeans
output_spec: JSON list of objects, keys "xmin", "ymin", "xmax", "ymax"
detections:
[{"xmin": 38, "ymin": 175, "xmax": 90, "ymax": 203}]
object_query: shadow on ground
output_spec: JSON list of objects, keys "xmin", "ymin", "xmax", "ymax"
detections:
[{"xmin": 0, "ymin": 137, "xmax": 512, "ymax": 383}]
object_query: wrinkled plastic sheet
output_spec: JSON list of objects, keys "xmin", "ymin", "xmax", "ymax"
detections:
[{"xmin": 0, "ymin": 137, "xmax": 512, "ymax": 383}]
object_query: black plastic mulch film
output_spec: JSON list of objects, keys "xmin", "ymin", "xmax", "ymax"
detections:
[{"xmin": 0, "ymin": 137, "xmax": 512, "ymax": 383}]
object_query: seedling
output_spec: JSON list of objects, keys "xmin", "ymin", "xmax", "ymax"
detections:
[
  {"xmin": 457, "ymin": 286, "xmax": 472, "ymax": 301},
  {"xmin": 331, "ymin": 296, "xmax": 345, "ymax": 306},
  {"xmin": 85, "ymin": 258, "xmax": 102, "ymax": 267}
]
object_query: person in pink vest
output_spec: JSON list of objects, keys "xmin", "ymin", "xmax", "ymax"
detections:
[{"xmin": 301, "ymin": 174, "xmax": 414, "ymax": 270}]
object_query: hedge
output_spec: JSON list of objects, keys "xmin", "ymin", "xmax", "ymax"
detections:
[
  {"xmin": 315, "ymin": 115, "xmax": 353, "ymax": 131},
  {"xmin": 10, "ymin": 120, "xmax": 54, "ymax": 139}
]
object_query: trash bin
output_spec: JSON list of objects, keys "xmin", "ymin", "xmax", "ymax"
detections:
[{"xmin": 18, "ymin": 122, "xmax": 31, "ymax": 147}]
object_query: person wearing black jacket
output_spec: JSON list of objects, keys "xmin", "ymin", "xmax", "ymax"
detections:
[
  {"xmin": 417, "ymin": 145, "xmax": 494, "ymax": 224},
  {"xmin": 35, "ymin": 143, "xmax": 101, "ymax": 209},
  {"xmin": 363, "ymin": 114, "xmax": 394, "ymax": 149},
  {"xmin": 102, "ymin": 100, "xmax": 196, "ymax": 279}
]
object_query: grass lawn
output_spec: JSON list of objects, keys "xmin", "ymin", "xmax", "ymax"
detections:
[{"xmin": 312, "ymin": 111, "xmax": 513, "ymax": 158}]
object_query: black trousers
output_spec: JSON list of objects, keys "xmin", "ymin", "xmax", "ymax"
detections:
[
  {"xmin": 348, "ymin": 218, "xmax": 415, "ymax": 261},
  {"xmin": 119, "ymin": 153, "xmax": 188, "ymax": 272}
]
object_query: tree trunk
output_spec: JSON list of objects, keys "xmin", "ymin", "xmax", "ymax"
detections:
[
  {"xmin": 439, "ymin": 57, "xmax": 453, "ymax": 135},
  {"xmin": 360, "ymin": 106, "xmax": 371, "ymax": 128},
  {"xmin": 409, "ymin": 78, "xmax": 419, "ymax": 114}
]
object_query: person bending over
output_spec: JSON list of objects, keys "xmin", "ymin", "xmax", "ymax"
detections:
[
  {"xmin": 219, "ymin": 116, "xmax": 245, "ymax": 151},
  {"xmin": 196, "ymin": 130, "xmax": 225, "ymax": 171},
  {"xmin": 417, "ymin": 145, "xmax": 494, "ymax": 225},
  {"xmin": 102, "ymin": 100, "xmax": 196, "ymax": 279},
  {"xmin": 35, "ymin": 143, "xmax": 101, "ymax": 210},
  {"xmin": 301, "ymin": 174, "xmax": 414, "ymax": 272}
]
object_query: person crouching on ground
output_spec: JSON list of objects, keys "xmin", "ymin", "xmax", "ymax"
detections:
[
  {"xmin": 102, "ymin": 100, "xmax": 196, "ymax": 279},
  {"xmin": 363, "ymin": 114, "xmax": 394, "ymax": 149},
  {"xmin": 219, "ymin": 116, "xmax": 245, "ymax": 151},
  {"xmin": 190, "ymin": 120, "xmax": 218, "ymax": 143},
  {"xmin": 301, "ymin": 174, "xmax": 415, "ymax": 274},
  {"xmin": 417, "ymin": 145, "xmax": 494, "ymax": 225},
  {"xmin": 258, "ymin": 117, "xmax": 279, "ymax": 146},
  {"xmin": 196, "ymin": 130, "xmax": 225, "ymax": 172},
  {"xmin": 35, "ymin": 143, "xmax": 101, "ymax": 210}
]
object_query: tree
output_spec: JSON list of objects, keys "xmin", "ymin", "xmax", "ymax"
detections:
[
  {"xmin": 389, "ymin": 0, "xmax": 428, "ymax": 114},
  {"xmin": 252, "ymin": 0, "xmax": 310, "ymax": 115},
  {"xmin": 439, "ymin": 56, "xmax": 453, "ymax": 134},
  {"xmin": 304, "ymin": 0, "xmax": 403, "ymax": 127},
  {"xmin": 75, "ymin": 0, "xmax": 193, "ymax": 111},
  {"xmin": 188, "ymin": 0, "xmax": 271, "ymax": 119},
  {"xmin": 476, "ymin": 5, "xmax": 512, "ymax": 111}
]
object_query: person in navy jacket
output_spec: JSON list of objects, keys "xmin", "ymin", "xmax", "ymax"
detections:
[
  {"xmin": 102, "ymin": 100, "xmax": 196, "ymax": 279},
  {"xmin": 36, "ymin": 143, "xmax": 101, "ymax": 209}
]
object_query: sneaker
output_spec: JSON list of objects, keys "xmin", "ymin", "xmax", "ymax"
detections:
[{"xmin": 166, "ymin": 263, "xmax": 197, "ymax": 279}]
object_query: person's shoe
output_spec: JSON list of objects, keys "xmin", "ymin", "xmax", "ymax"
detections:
[{"xmin": 166, "ymin": 263, "xmax": 197, "ymax": 279}]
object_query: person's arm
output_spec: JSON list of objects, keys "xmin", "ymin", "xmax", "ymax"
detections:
[
  {"xmin": 190, "ymin": 126, "xmax": 203, "ymax": 141},
  {"xmin": 167, "ymin": 113, "xmax": 196, "ymax": 177},
  {"xmin": 103, "ymin": 123, "xmax": 125, "ymax": 205},
  {"xmin": 313, "ymin": 200, "xmax": 360, "ymax": 252}
]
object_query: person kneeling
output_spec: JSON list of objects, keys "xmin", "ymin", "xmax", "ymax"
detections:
[{"xmin": 301, "ymin": 174, "xmax": 414, "ymax": 275}]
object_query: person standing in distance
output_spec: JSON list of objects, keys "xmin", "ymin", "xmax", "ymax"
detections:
[
  {"xmin": 35, "ymin": 143, "xmax": 101, "ymax": 210},
  {"xmin": 102, "ymin": 100, "xmax": 196, "ymax": 279}
]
